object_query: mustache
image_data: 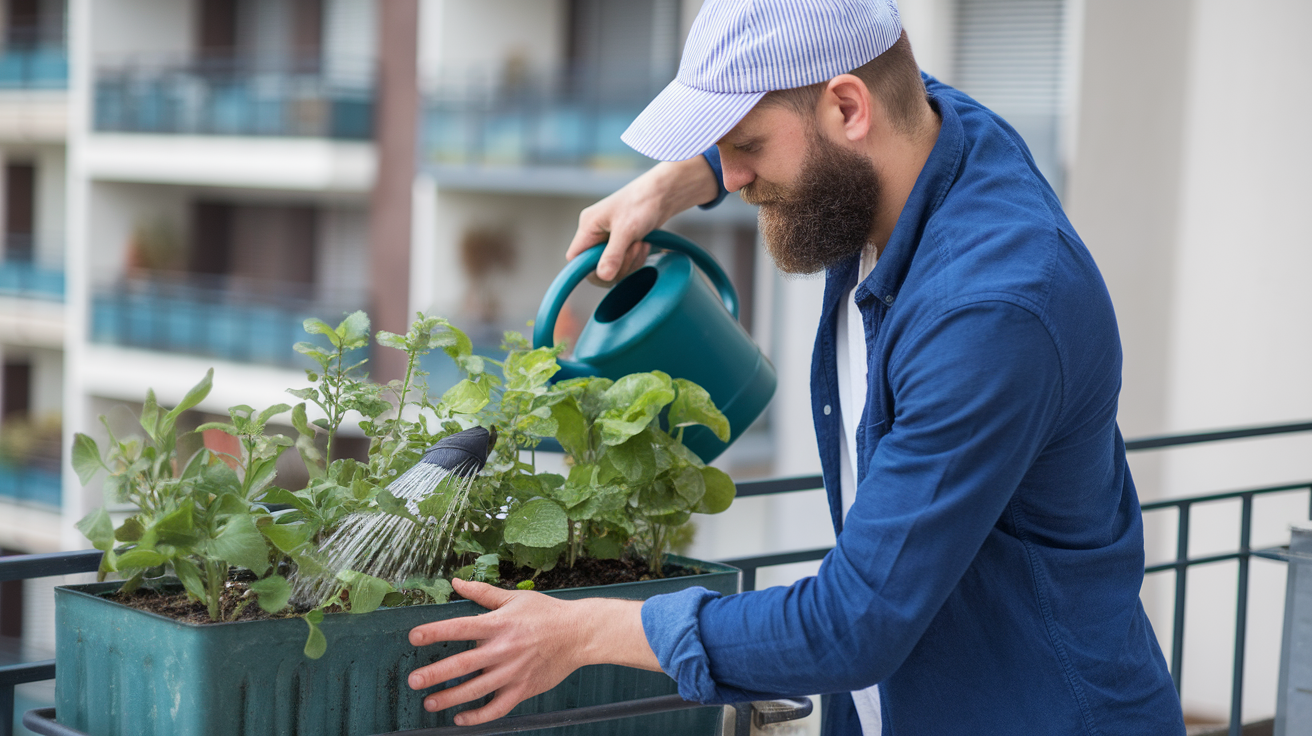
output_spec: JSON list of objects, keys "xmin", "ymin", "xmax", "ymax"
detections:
[{"xmin": 739, "ymin": 180, "xmax": 788, "ymax": 207}]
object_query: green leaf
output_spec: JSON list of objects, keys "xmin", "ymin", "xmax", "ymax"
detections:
[
  {"xmin": 114, "ymin": 518, "xmax": 145, "ymax": 543},
  {"xmin": 261, "ymin": 520, "xmax": 314, "ymax": 554},
  {"xmin": 256, "ymin": 403, "xmax": 292, "ymax": 426},
  {"xmin": 503, "ymin": 498, "xmax": 569, "ymax": 548},
  {"xmin": 550, "ymin": 400, "xmax": 589, "ymax": 458},
  {"xmin": 472, "ymin": 553, "xmax": 501, "ymax": 583},
  {"xmin": 669, "ymin": 379, "xmax": 731, "ymax": 442},
  {"xmin": 668, "ymin": 466, "xmax": 706, "ymax": 507},
  {"xmin": 375, "ymin": 330, "xmax": 406, "ymax": 350},
  {"xmin": 76, "ymin": 507, "xmax": 115, "ymax": 551},
  {"xmin": 585, "ymin": 533, "xmax": 626, "ymax": 560},
  {"xmin": 516, "ymin": 579, "xmax": 535, "ymax": 590},
  {"xmin": 173, "ymin": 557, "xmax": 207, "ymax": 601},
  {"xmin": 402, "ymin": 576, "xmax": 453, "ymax": 604},
  {"xmin": 209, "ymin": 514, "xmax": 270, "ymax": 577},
  {"xmin": 243, "ymin": 457, "xmax": 279, "ymax": 498},
  {"xmin": 291, "ymin": 403, "xmax": 313, "ymax": 437},
  {"xmin": 336, "ymin": 570, "xmax": 394, "ymax": 614},
  {"xmin": 597, "ymin": 373, "xmax": 675, "ymax": 446},
  {"xmin": 140, "ymin": 389, "xmax": 160, "ymax": 442},
  {"xmin": 250, "ymin": 575, "xmax": 292, "ymax": 613},
  {"xmin": 71, "ymin": 433, "xmax": 105, "ymax": 485},
  {"xmin": 154, "ymin": 503, "xmax": 201, "ymax": 546},
  {"xmin": 304, "ymin": 610, "xmax": 327, "ymax": 659},
  {"xmin": 696, "ymin": 466, "xmax": 736, "ymax": 514},
  {"xmin": 195, "ymin": 422, "xmax": 237, "ymax": 435},
  {"xmin": 376, "ymin": 488, "xmax": 420, "ymax": 524},
  {"xmin": 604, "ymin": 430, "xmax": 657, "ymax": 484},
  {"xmin": 115, "ymin": 546, "xmax": 168, "ymax": 569},
  {"xmin": 441, "ymin": 379, "xmax": 490, "ymax": 414},
  {"xmin": 508, "ymin": 543, "xmax": 563, "ymax": 572},
  {"xmin": 163, "ymin": 368, "xmax": 215, "ymax": 425},
  {"xmin": 303, "ymin": 318, "xmax": 341, "ymax": 347},
  {"xmin": 337, "ymin": 311, "xmax": 371, "ymax": 348}
]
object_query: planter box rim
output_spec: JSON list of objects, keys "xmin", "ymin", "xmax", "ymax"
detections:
[{"xmin": 55, "ymin": 554, "xmax": 740, "ymax": 629}]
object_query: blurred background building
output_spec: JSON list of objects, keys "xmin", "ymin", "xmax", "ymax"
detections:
[{"xmin": 0, "ymin": 0, "xmax": 1309, "ymax": 732}]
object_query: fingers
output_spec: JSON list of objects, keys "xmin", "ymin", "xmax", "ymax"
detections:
[
  {"xmin": 408, "ymin": 645, "xmax": 493, "ymax": 691},
  {"xmin": 420, "ymin": 664, "xmax": 513, "ymax": 714},
  {"xmin": 409, "ymin": 614, "xmax": 492, "ymax": 646},
  {"xmin": 451, "ymin": 689, "xmax": 528, "ymax": 726},
  {"xmin": 452, "ymin": 578, "xmax": 518, "ymax": 610}
]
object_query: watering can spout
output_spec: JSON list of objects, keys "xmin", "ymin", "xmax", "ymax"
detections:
[
  {"xmin": 420, "ymin": 426, "xmax": 494, "ymax": 476},
  {"xmin": 533, "ymin": 230, "xmax": 776, "ymax": 463}
]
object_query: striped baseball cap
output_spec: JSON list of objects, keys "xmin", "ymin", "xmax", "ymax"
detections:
[{"xmin": 622, "ymin": 0, "xmax": 903, "ymax": 162}]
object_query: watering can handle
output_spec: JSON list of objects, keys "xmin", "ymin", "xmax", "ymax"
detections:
[{"xmin": 533, "ymin": 230, "xmax": 740, "ymax": 359}]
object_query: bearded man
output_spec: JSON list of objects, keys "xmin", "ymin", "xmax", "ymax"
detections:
[{"xmin": 404, "ymin": 1, "xmax": 1186, "ymax": 733}]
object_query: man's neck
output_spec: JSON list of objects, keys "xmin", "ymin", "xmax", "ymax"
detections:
[{"xmin": 868, "ymin": 107, "xmax": 943, "ymax": 256}]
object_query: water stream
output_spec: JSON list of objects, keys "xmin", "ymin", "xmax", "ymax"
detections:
[{"xmin": 290, "ymin": 459, "xmax": 479, "ymax": 607}]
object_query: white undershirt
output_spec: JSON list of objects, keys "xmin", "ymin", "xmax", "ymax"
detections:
[{"xmin": 834, "ymin": 244, "xmax": 882, "ymax": 735}]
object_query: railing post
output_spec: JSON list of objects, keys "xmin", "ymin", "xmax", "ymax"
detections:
[
  {"xmin": 1171, "ymin": 501, "xmax": 1191, "ymax": 694},
  {"xmin": 1229, "ymin": 494, "xmax": 1253, "ymax": 736},
  {"xmin": 2, "ymin": 681, "xmax": 13, "ymax": 736}
]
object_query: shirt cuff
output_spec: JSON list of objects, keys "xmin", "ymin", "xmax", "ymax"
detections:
[
  {"xmin": 641, "ymin": 586, "xmax": 723, "ymax": 702},
  {"xmin": 698, "ymin": 146, "xmax": 730, "ymax": 210}
]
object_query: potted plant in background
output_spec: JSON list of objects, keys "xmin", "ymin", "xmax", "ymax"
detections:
[{"xmin": 54, "ymin": 311, "xmax": 740, "ymax": 736}]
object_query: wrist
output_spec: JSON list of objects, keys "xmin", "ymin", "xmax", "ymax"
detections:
[
  {"xmin": 650, "ymin": 157, "xmax": 721, "ymax": 220},
  {"xmin": 576, "ymin": 598, "xmax": 660, "ymax": 671}
]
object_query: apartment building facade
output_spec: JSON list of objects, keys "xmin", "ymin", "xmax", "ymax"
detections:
[{"xmin": 1, "ymin": 0, "xmax": 1310, "ymax": 730}]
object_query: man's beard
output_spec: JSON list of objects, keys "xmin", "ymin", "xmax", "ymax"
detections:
[{"xmin": 740, "ymin": 130, "xmax": 880, "ymax": 275}]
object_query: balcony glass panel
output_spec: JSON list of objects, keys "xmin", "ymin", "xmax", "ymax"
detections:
[
  {"xmin": 94, "ymin": 60, "xmax": 373, "ymax": 140},
  {"xmin": 0, "ymin": 46, "xmax": 67, "ymax": 90},
  {"xmin": 90, "ymin": 277, "xmax": 364, "ymax": 368},
  {"xmin": 421, "ymin": 70, "xmax": 663, "ymax": 171},
  {"xmin": 0, "ymin": 251, "xmax": 64, "ymax": 302},
  {"xmin": 0, "ymin": 463, "xmax": 60, "ymax": 508}
]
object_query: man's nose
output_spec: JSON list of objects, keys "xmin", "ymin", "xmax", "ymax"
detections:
[{"xmin": 721, "ymin": 160, "xmax": 755, "ymax": 193}]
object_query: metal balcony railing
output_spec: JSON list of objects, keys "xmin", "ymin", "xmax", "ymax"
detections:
[
  {"xmin": 93, "ymin": 58, "xmax": 373, "ymax": 140},
  {"xmin": 4, "ymin": 421, "xmax": 1311, "ymax": 735},
  {"xmin": 89, "ymin": 275, "xmax": 365, "ymax": 368}
]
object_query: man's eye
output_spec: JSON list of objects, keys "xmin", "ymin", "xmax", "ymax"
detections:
[{"xmin": 735, "ymin": 143, "xmax": 759, "ymax": 153}]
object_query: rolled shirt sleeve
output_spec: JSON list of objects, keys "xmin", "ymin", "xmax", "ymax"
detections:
[{"xmin": 641, "ymin": 299, "xmax": 1064, "ymax": 702}]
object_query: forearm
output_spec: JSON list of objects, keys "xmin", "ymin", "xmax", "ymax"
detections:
[
  {"xmin": 576, "ymin": 598, "xmax": 661, "ymax": 671},
  {"xmin": 646, "ymin": 155, "xmax": 722, "ymax": 218}
]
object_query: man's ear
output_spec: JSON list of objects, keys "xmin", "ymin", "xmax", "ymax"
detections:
[{"xmin": 820, "ymin": 74, "xmax": 873, "ymax": 143}]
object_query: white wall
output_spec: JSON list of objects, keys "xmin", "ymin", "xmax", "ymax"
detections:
[
  {"xmin": 1068, "ymin": 0, "xmax": 1312, "ymax": 724},
  {"xmin": 90, "ymin": 0, "xmax": 195, "ymax": 61},
  {"xmin": 421, "ymin": 0, "xmax": 565, "ymax": 88},
  {"xmin": 36, "ymin": 145, "xmax": 65, "ymax": 265}
]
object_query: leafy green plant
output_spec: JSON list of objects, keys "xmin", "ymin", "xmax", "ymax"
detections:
[{"xmin": 72, "ymin": 310, "xmax": 738, "ymax": 655}]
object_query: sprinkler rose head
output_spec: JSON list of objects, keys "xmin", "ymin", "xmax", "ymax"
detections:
[{"xmin": 419, "ymin": 426, "xmax": 494, "ymax": 476}]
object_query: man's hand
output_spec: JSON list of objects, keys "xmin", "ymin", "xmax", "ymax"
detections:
[
  {"xmin": 568, "ymin": 155, "xmax": 721, "ymax": 285},
  {"xmin": 407, "ymin": 578, "xmax": 658, "ymax": 726}
]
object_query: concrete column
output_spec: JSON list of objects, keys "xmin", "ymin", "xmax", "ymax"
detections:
[
  {"xmin": 369, "ymin": 0, "xmax": 419, "ymax": 383},
  {"xmin": 1276, "ymin": 522, "xmax": 1312, "ymax": 735}
]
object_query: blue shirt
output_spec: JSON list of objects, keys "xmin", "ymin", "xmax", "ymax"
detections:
[{"xmin": 642, "ymin": 76, "xmax": 1185, "ymax": 735}]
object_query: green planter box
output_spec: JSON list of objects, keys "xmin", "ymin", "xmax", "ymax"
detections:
[{"xmin": 54, "ymin": 556, "xmax": 738, "ymax": 736}]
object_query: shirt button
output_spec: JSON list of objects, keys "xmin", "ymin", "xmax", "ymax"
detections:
[
  {"xmin": 884, "ymin": 294, "xmax": 895, "ymax": 304},
  {"xmin": 823, "ymin": 405, "xmax": 832, "ymax": 415}
]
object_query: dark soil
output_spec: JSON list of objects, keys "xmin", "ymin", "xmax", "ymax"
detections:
[{"xmin": 108, "ymin": 557, "xmax": 708, "ymax": 624}]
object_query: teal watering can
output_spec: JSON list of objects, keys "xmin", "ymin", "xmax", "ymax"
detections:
[{"xmin": 533, "ymin": 230, "xmax": 776, "ymax": 462}]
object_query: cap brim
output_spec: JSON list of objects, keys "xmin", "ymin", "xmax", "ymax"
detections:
[{"xmin": 622, "ymin": 79, "xmax": 767, "ymax": 162}]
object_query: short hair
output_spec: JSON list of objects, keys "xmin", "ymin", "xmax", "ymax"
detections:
[{"xmin": 761, "ymin": 31, "xmax": 927, "ymax": 135}]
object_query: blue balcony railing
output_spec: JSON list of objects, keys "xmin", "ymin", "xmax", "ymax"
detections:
[
  {"xmin": 93, "ymin": 60, "xmax": 372, "ymax": 140},
  {"xmin": 0, "ymin": 464, "xmax": 59, "ymax": 508},
  {"xmin": 0, "ymin": 260, "xmax": 63, "ymax": 302},
  {"xmin": 0, "ymin": 47, "xmax": 67, "ymax": 90},
  {"xmin": 90, "ymin": 277, "xmax": 364, "ymax": 368}
]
